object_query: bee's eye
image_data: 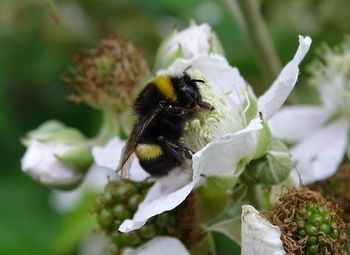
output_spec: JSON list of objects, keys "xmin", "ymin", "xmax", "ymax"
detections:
[{"xmin": 181, "ymin": 85, "xmax": 198, "ymax": 100}]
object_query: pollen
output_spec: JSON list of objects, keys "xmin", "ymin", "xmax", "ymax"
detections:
[
  {"xmin": 183, "ymin": 70, "xmax": 244, "ymax": 152},
  {"xmin": 135, "ymin": 144, "xmax": 163, "ymax": 160}
]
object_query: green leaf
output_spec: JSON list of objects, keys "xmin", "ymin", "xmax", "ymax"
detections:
[
  {"xmin": 56, "ymin": 145, "xmax": 93, "ymax": 172},
  {"xmin": 207, "ymin": 216, "xmax": 242, "ymax": 245}
]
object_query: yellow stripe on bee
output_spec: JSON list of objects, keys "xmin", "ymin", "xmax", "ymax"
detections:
[
  {"xmin": 135, "ymin": 144, "xmax": 163, "ymax": 160},
  {"xmin": 152, "ymin": 76, "xmax": 177, "ymax": 101}
]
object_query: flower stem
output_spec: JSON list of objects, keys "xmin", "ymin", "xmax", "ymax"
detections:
[
  {"xmin": 92, "ymin": 110, "xmax": 121, "ymax": 145},
  {"xmin": 246, "ymin": 184, "xmax": 269, "ymax": 210},
  {"xmin": 46, "ymin": 0, "xmax": 60, "ymax": 25},
  {"xmin": 224, "ymin": 0, "xmax": 281, "ymax": 83}
]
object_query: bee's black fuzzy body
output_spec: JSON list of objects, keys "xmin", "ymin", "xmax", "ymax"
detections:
[{"xmin": 132, "ymin": 73, "xmax": 206, "ymax": 177}]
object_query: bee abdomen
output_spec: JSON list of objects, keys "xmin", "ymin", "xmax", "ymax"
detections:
[{"xmin": 135, "ymin": 143, "xmax": 163, "ymax": 160}]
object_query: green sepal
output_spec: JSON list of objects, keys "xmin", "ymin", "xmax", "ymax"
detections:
[
  {"xmin": 206, "ymin": 202, "xmax": 242, "ymax": 245},
  {"xmin": 244, "ymin": 139, "xmax": 293, "ymax": 185},
  {"xmin": 206, "ymin": 175, "xmax": 239, "ymax": 191},
  {"xmin": 206, "ymin": 216, "xmax": 241, "ymax": 245},
  {"xmin": 241, "ymin": 89, "xmax": 271, "ymax": 160},
  {"xmin": 22, "ymin": 120, "xmax": 86, "ymax": 145},
  {"xmin": 153, "ymin": 32, "xmax": 184, "ymax": 71},
  {"xmin": 210, "ymin": 31, "xmax": 225, "ymax": 56},
  {"xmin": 47, "ymin": 129, "xmax": 86, "ymax": 144},
  {"xmin": 253, "ymin": 118, "xmax": 272, "ymax": 160},
  {"xmin": 56, "ymin": 145, "xmax": 93, "ymax": 172},
  {"xmin": 242, "ymin": 88, "xmax": 258, "ymax": 124},
  {"xmin": 195, "ymin": 185, "xmax": 230, "ymax": 223},
  {"xmin": 46, "ymin": 177, "xmax": 83, "ymax": 191}
]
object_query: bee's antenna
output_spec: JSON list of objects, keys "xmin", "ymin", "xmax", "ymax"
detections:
[{"xmin": 183, "ymin": 65, "xmax": 192, "ymax": 75}]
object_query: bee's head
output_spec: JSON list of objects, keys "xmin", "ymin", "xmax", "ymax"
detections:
[{"xmin": 177, "ymin": 69, "xmax": 213, "ymax": 111}]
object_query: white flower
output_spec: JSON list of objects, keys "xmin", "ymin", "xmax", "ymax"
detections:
[
  {"xmin": 241, "ymin": 205, "xmax": 285, "ymax": 255},
  {"xmin": 92, "ymin": 137, "xmax": 149, "ymax": 182},
  {"xmin": 123, "ymin": 236, "xmax": 190, "ymax": 255},
  {"xmin": 93, "ymin": 35, "xmax": 311, "ymax": 232},
  {"xmin": 269, "ymin": 38, "xmax": 350, "ymax": 184},
  {"xmin": 51, "ymin": 137, "xmax": 149, "ymax": 212},
  {"xmin": 21, "ymin": 120, "xmax": 92, "ymax": 189},
  {"xmin": 154, "ymin": 23, "xmax": 223, "ymax": 70}
]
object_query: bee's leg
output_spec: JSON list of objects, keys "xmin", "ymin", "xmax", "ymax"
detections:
[{"xmin": 157, "ymin": 136, "xmax": 193, "ymax": 161}]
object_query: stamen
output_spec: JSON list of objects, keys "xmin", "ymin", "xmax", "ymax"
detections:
[{"xmin": 183, "ymin": 70, "xmax": 244, "ymax": 152}]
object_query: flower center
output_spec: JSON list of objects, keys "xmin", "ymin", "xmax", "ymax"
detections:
[
  {"xmin": 183, "ymin": 70, "xmax": 244, "ymax": 152},
  {"xmin": 310, "ymin": 40, "xmax": 350, "ymax": 119}
]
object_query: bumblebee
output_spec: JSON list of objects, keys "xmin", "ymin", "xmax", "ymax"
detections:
[{"xmin": 116, "ymin": 67, "xmax": 213, "ymax": 178}]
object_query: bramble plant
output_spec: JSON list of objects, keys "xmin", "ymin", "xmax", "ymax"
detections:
[{"xmin": 19, "ymin": 5, "xmax": 350, "ymax": 254}]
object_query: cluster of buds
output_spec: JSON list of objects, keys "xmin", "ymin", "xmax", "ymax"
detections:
[
  {"xmin": 94, "ymin": 179, "xmax": 201, "ymax": 254},
  {"xmin": 62, "ymin": 37, "xmax": 149, "ymax": 113}
]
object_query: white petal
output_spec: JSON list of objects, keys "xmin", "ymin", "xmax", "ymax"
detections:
[
  {"xmin": 269, "ymin": 105, "xmax": 331, "ymax": 143},
  {"xmin": 92, "ymin": 137, "xmax": 149, "ymax": 182},
  {"xmin": 258, "ymin": 36, "xmax": 312, "ymax": 120},
  {"xmin": 79, "ymin": 233, "xmax": 110, "ymax": 255},
  {"xmin": 166, "ymin": 24, "xmax": 212, "ymax": 59},
  {"xmin": 50, "ymin": 165, "xmax": 114, "ymax": 212},
  {"xmin": 290, "ymin": 119, "xmax": 349, "ymax": 184},
  {"xmin": 158, "ymin": 54, "xmax": 247, "ymax": 108},
  {"xmin": 21, "ymin": 140, "xmax": 82, "ymax": 186},
  {"xmin": 124, "ymin": 237, "xmax": 190, "ymax": 255},
  {"xmin": 192, "ymin": 118, "xmax": 262, "ymax": 179},
  {"xmin": 241, "ymin": 205, "xmax": 286, "ymax": 255},
  {"xmin": 119, "ymin": 169, "xmax": 195, "ymax": 232}
]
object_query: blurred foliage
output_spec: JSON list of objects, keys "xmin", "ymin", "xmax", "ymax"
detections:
[{"xmin": 1, "ymin": 0, "xmax": 350, "ymax": 254}]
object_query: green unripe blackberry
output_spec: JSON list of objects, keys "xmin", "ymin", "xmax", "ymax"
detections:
[
  {"xmin": 294, "ymin": 204, "xmax": 341, "ymax": 254},
  {"xmin": 93, "ymin": 180, "xmax": 200, "ymax": 254},
  {"xmin": 270, "ymin": 188, "xmax": 347, "ymax": 255}
]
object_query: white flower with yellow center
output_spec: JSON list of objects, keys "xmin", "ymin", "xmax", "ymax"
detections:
[
  {"xmin": 269, "ymin": 38, "xmax": 350, "ymax": 184},
  {"xmin": 93, "ymin": 34, "xmax": 311, "ymax": 233}
]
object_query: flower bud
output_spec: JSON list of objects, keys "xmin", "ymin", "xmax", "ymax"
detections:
[
  {"xmin": 243, "ymin": 139, "xmax": 292, "ymax": 185},
  {"xmin": 21, "ymin": 120, "xmax": 92, "ymax": 190},
  {"xmin": 270, "ymin": 187, "xmax": 347, "ymax": 254},
  {"xmin": 154, "ymin": 23, "xmax": 224, "ymax": 70},
  {"xmin": 62, "ymin": 37, "xmax": 149, "ymax": 112}
]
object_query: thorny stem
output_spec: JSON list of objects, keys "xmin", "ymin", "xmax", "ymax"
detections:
[{"xmin": 224, "ymin": 0, "xmax": 281, "ymax": 84}]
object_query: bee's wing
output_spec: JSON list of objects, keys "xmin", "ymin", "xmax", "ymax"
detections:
[{"xmin": 116, "ymin": 108, "xmax": 162, "ymax": 178}]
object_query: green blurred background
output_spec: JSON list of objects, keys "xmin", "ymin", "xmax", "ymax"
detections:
[{"xmin": 1, "ymin": 0, "xmax": 350, "ymax": 254}]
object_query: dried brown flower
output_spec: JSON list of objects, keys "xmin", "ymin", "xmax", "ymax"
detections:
[{"xmin": 62, "ymin": 37, "xmax": 149, "ymax": 112}]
